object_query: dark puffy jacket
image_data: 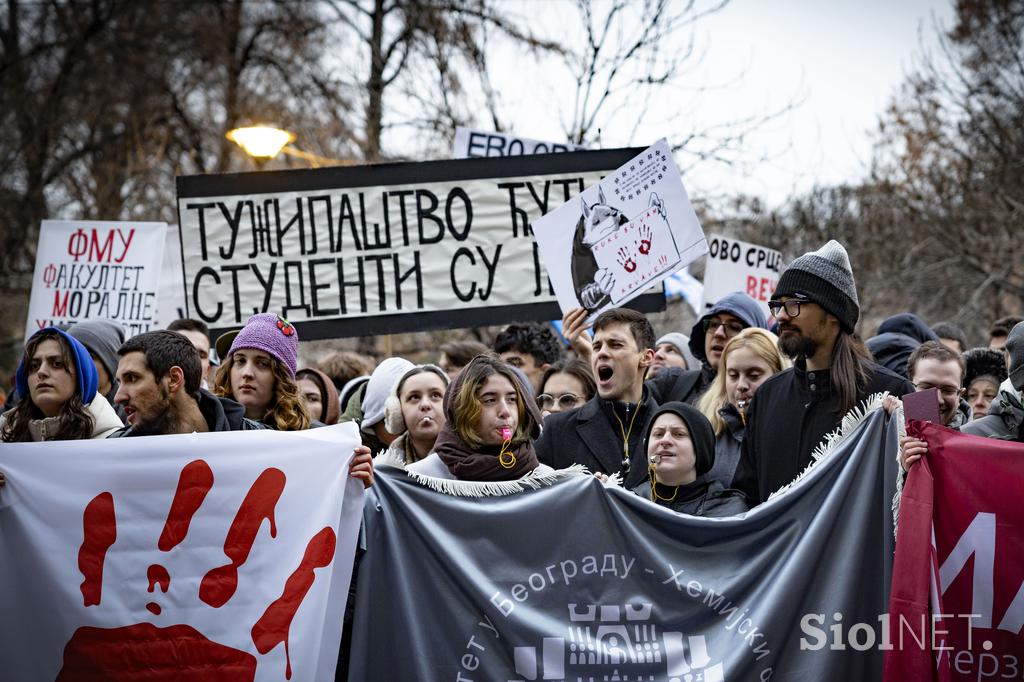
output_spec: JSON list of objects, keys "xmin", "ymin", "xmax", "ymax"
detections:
[{"xmin": 866, "ymin": 332, "xmax": 919, "ymax": 379}]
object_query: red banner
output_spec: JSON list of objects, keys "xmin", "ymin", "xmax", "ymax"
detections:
[{"xmin": 885, "ymin": 422, "xmax": 1024, "ymax": 681}]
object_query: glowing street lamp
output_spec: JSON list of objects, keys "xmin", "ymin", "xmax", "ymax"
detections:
[
  {"xmin": 225, "ymin": 126, "xmax": 295, "ymax": 160},
  {"xmin": 226, "ymin": 125, "xmax": 351, "ymax": 168}
]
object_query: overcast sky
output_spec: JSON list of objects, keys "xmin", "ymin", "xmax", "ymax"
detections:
[{"xmin": 487, "ymin": 0, "xmax": 955, "ymax": 208}]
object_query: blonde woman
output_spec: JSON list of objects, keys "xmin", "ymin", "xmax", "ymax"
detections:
[
  {"xmin": 696, "ymin": 328, "xmax": 789, "ymax": 487},
  {"xmin": 212, "ymin": 313, "xmax": 311, "ymax": 431}
]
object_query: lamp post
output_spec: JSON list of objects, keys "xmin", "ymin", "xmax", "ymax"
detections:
[{"xmin": 226, "ymin": 125, "xmax": 349, "ymax": 168}]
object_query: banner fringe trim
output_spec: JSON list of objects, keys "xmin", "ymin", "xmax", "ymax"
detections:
[
  {"xmin": 764, "ymin": 392, "xmax": 890, "ymax": 504},
  {"xmin": 402, "ymin": 463, "xmax": 592, "ymax": 497}
]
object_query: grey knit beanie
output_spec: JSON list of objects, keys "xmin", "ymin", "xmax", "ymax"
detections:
[
  {"xmin": 655, "ymin": 332, "xmax": 699, "ymax": 371},
  {"xmin": 1007, "ymin": 321, "xmax": 1024, "ymax": 391},
  {"xmin": 772, "ymin": 240, "xmax": 860, "ymax": 332},
  {"xmin": 67, "ymin": 319, "xmax": 125, "ymax": 381}
]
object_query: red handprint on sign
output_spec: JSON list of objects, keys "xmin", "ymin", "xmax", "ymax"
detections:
[
  {"xmin": 616, "ymin": 247, "xmax": 637, "ymax": 273},
  {"xmin": 636, "ymin": 222, "xmax": 652, "ymax": 255},
  {"xmin": 60, "ymin": 459, "xmax": 336, "ymax": 681}
]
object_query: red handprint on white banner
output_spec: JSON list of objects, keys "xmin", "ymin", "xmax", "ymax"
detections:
[{"xmin": 59, "ymin": 459, "xmax": 336, "ymax": 681}]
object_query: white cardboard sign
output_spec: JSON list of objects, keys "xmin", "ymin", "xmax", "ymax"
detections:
[
  {"xmin": 154, "ymin": 224, "xmax": 187, "ymax": 328},
  {"xmin": 25, "ymin": 219, "xmax": 167, "ymax": 341},
  {"xmin": 531, "ymin": 139, "xmax": 708, "ymax": 322},
  {"xmin": 453, "ymin": 127, "xmax": 587, "ymax": 158},
  {"xmin": 701, "ymin": 234, "xmax": 781, "ymax": 317}
]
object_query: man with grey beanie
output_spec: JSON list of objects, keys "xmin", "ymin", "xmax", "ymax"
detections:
[
  {"xmin": 733, "ymin": 240, "xmax": 915, "ymax": 505},
  {"xmin": 961, "ymin": 321, "xmax": 1024, "ymax": 442}
]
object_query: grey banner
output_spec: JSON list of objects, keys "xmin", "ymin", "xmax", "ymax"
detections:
[{"xmin": 349, "ymin": 409, "xmax": 899, "ymax": 681}]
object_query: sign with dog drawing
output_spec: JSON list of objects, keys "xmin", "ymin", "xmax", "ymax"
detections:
[{"xmin": 531, "ymin": 139, "xmax": 707, "ymax": 322}]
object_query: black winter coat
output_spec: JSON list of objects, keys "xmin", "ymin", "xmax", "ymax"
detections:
[
  {"xmin": 645, "ymin": 365, "xmax": 714, "ymax": 406},
  {"xmin": 536, "ymin": 390, "xmax": 658, "ymax": 489},
  {"xmin": 733, "ymin": 360, "xmax": 914, "ymax": 505}
]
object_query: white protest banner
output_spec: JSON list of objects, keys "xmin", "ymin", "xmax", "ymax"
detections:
[
  {"xmin": 175, "ymin": 150, "xmax": 664, "ymax": 340},
  {"xmin": 154, "ymin": 224, "xmax": 187, "ymax": 328},
  {"xmin": 25, "ymin": 219, "xmax": 167, "ymax": 342},
  {"xmin": 452, "ymin": 126, "xmax": 587, "ymax": 158},
  {"xmin": 0, "ymin": 424, "xmax": 364, "ymax": 682},
  {"xmin": 701, "ymin": 234, "xmax": 781, "ymax": 317},
  {"xmin": 531, "ymin": 139, "xmax": 708, "ymax": 323}
]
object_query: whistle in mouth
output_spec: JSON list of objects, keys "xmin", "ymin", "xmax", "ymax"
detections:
[{"xmin": 501, "ymin": 426, "xmax": 512, "ymax": 441}]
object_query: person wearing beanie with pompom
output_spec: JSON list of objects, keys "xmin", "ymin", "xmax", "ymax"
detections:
[
  {"xmin": 732, "ymin": 240, "xmax": 915, "ymax": 506},
  {"xmin": 211, "ymin": 313, "xmax": 310, "ymax": 431}
]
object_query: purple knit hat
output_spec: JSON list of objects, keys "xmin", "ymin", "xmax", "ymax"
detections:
[{"xmin": 228, "ymin": 313, "xmax": 299, "ymax": 377}]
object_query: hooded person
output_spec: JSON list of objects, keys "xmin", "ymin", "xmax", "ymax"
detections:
[
  {"xmin": 1, "ymin": 327, "xmax": 122, "ymax": 442},
  {"xmin": 295, "ymin": 367, "xmax": 341, "ymax": 426},
  {"xmin": 359, "ymin": 357, "xmax": 415, "ymax": 454},
  {"xmin": 962, "ymin": 322, "xmax": 1024, "ymax": 442},
  {"xmin": 876, "ymin": 313, "xmax": 940, "ymax": 344},
  {"xmin": 647, "ymin": 292, "xmax": 767, "ymax": 405},
  {"xmin": 866, "ymin": 332, "xmax": 919, "ymax": 379},
  {"xmin": 400, "ymin": 355, "xmax": 584, "ymax": 495},
  {"xmin": 866, "ymin": 313, "xmax": 941, "ymax": 379},
  {"xmin": 629, "ymin": 402, "xmax": 747, "ymax": 517},
  {"xmin": 67, "ymin": 319, "xmax": 126, "ymax": 411}
]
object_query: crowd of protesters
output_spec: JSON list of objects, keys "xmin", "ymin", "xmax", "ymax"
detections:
[
  {"xmin": 2, "ymin": 237, "xmax": 1023, "ymax": 679},
  {"xmin": 2, "ymin": 238, "xmax": 1023, "ymax": 504}
]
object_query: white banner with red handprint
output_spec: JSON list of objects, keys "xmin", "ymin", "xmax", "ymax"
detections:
[{"xmin": 0, "ymin": 423, "xmax": 364, "ymax": 682}]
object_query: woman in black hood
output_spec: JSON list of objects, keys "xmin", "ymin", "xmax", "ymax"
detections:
[{"xmin": 630, "ymin": 402, "xmax": 747, "ymax": 517}]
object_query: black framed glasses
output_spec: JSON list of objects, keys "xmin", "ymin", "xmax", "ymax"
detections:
[
  {"xmin": 537, "ymin": 393, "xmax": 584, "ymax": 410},
  {"xmin": 768, "ymin": 299, "xmax": 806, "ymax": 318}
]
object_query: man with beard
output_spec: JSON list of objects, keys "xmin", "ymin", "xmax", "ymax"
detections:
[
  {"xmin": 108, "ymin": 330, "xmax": 375, "ymax": 487},
  {"xmin": 109, "ymin": 330, "xmax": 265, "ymax": 436},
  {"xmin": 732, "ymin": 241, "xmax": 914, "ymax": 505},
  {"xmin": 535, "ymin": 308, "xmax": 656, "ymax": 489}
]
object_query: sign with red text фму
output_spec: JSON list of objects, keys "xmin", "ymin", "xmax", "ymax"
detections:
[
  {"xmin": 25, "ymin": 219, "xmax": 167, "ymax": 342},
  {"xmin": 700, "ymin": 234, "xmax": 781, "ymax": 317}
]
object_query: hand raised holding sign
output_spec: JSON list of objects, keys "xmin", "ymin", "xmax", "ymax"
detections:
[{"xmin": 562, "ymin": 307, "xmax": 594, "ymax": 365}]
